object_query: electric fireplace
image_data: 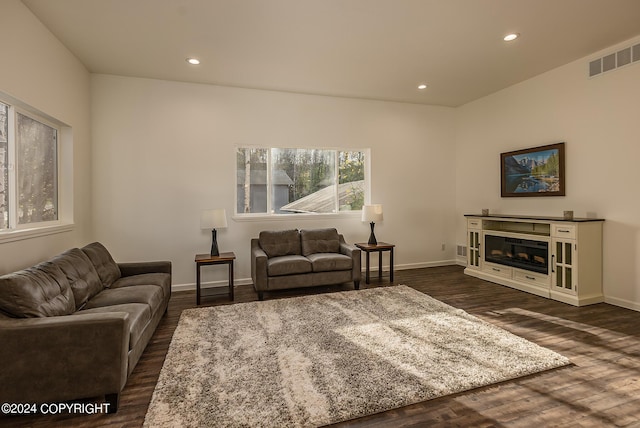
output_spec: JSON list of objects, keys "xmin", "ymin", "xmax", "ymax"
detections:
[{"xmin": 484, "ymin": 235, "xmax": 548, "ymax": 274}]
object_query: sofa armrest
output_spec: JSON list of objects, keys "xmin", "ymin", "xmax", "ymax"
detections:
[
  {"xmin": 251, "ymin": 239, "xmax": 268, "ymax": 291},
  {"xmin": 0, "ymin": 312, "xmax": 129, "ymax": 405},
  {"xmin": 340, "ymin": 242, "xmax": 361, "ymax": 281},
  {"xmin": 118, "ymin": 260, "xmax": 172, "ymax": 277}
]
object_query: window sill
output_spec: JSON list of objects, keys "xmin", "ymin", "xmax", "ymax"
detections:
[
  {"xmin": 0, "ymin": 223, "xmax": 74, "ymax": 244},
  {"xmin": 232, "ymin": 211, "xmax": 362, "ymax": 222}
]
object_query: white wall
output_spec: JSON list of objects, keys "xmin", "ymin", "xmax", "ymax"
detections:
[
  {"xmin": 456, "ymin": 36, "xmax": 640, "ymax": 310},
  {"xmin": 91, "ymin": 75, "xmax": 457, "ymax": 287},
  {"xmin": 0, "ymin": 0, "xmax": 91, "ymax": 273},
  {"xmin": 14, "ymin": 0, "xmax": 636, "ymax": 310}
]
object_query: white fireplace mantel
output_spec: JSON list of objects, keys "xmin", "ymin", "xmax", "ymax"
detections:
[{"xmin": 464, "ymin": 214, "xmax": 604, "ymax": 306}]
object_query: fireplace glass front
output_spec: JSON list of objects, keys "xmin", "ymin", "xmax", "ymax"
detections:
[{"xmin": 484, "ymin": 235, "xmax": 548, "ymax": 274}]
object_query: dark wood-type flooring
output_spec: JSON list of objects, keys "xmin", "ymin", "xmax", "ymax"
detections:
[{"xmin": 3, "ymin": 265, "xmax": 640, "ymax": 427}]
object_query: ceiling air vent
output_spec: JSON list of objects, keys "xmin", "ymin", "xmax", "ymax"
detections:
[{"xmin": 589, "ymin": 43, "xmax": 640, "ymax": 77}]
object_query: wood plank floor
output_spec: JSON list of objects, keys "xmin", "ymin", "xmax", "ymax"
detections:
[{"xmin": 2, "ymin": 265, "xmax": 640, "ymax": 427}]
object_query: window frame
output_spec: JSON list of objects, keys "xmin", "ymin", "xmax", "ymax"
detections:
[
  {"xmin": 234, "ymin": 146, "xmax": 371, "ymax": 221},
  {"xmin": 0, "ymin": 92, "xmax": 73, "ymax": 243}
]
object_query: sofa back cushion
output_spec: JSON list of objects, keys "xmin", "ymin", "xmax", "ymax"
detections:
[
  {"xmin": 81, "ymin": 242, "xmax": 121, "ymax": 288},
  {"xmin": 0, "ymin": 261, "xmax": 76, "ymax": 317},
  {"xmin": 300, "ymin": 228, "xmax": 341, "ymax": 256},
  {"xmin": 50, "ymin": 248, "xmax": 103, "ymax": 308},
  {"xmin": 258, "ymin": 230, "xmax": 301, "ymax": 258}
]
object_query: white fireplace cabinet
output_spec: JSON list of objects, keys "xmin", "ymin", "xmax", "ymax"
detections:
[{"xmin": 464, "ymin": 214, "xmax": 604, "ymax": 306}]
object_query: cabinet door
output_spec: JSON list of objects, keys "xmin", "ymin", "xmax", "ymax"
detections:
[
  {"xmin": 468, "ymin": 230, "xmax": 481, "ymax": 269},
  {"xmin": 552, "ymin": 239, "xmax": 576, "ymax": 294}
]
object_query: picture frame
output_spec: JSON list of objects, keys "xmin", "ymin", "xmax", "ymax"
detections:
[{"xmin": 500, "ymin": 142, "xmax": 565, "ymax": 197}]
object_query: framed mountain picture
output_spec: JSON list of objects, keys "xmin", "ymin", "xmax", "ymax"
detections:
[{"xmin": 500, "ymin": 142, "xmax": 565, "ymax": 197}]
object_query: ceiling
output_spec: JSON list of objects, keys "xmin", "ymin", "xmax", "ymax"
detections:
[{"xmin": 22, "ymin": 0, "xmax": 640, "ymax": 107}]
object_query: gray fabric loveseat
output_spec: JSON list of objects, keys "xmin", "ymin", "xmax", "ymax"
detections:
[
  {"xmin": 0, "ymin": 242, "xmax": 171, "ymax": 413},
  {"xmin": 251, "ymin": 228, "xmax": 360, "ymax": 300}
]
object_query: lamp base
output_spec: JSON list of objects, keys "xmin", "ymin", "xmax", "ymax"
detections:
[
  {"xmin": 210, "ymin": 229, "xmax": 220, "ymax": 257},
  {"xmin": 368, "ymin": 222, "xmax": 377, "ymax": 245}
]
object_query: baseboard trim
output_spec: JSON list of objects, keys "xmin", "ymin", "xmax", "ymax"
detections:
[
  {"xmin": 394, "ymin": 260, "xmax": 457, "ymax": 270},
  {"xmin": 172, "ymin": 278, "xmax": 252, "ymax": 293},
  {"xmin": 604, "ymin": 296, "xmax": 640, "ymax": 312},
  {"xmin": 171, "ymin": 260, "xmax": 459, "ymax": 292}
]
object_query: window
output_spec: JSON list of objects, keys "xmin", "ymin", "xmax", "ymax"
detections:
[
  {"xmin": 0, "ymin": 100, "xmax": 59, "ymax": 232},
  {"xmin": 236, "ymin": 148, "xmax": 367, "ymax": 215},
  {"xmin": 0, "ymin": 103, "xmax": 7, "ymax": 229}
]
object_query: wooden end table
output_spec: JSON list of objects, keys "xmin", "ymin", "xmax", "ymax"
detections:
[
  {"xmin": 195, "ymin": 252, "xmax": 235, "ymax": 305},
  {"xmin": 355, "ymin": 242, "xmax": 395, "ymax": 284}
]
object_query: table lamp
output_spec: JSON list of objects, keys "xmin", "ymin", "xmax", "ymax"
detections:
[
  {"xmin": 201, "ymin": 209, "xmax": 228, "ymax": 256},
  {"xmin": 361, "ymin": 204, "xmax": 383, "ymax": 245}
]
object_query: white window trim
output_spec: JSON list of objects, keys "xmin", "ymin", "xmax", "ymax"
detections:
[
  {"xmin": 232, "ymin": 210, "xmax": 363, "ymax": 222},
  {"xmin": 234, "ymin": 146, "xmax": 371, "ymax": 221},
  {"xmin": 0, "ymin": 91, "xmax": 74, "ymax": 242},
  {"xmin": 0, "ymin": 223, "xmax": 74, "ymax": 244}
]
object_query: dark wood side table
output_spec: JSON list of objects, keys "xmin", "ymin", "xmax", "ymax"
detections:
[
  {"xmin": 195, "ymin": 252, "xmax": 235, "ymax": 305},
  {"xmin": 354, "ymin": 242, "xmax": 395, "ymax": 284}
]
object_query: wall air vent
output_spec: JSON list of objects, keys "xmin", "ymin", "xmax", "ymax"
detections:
[
  {"xmin": 589, "ymin": 43, "xmax": 640, "ymax": 77},
  {"xmin": 456, "ymin": 245, "xmax": 467, "ymax": 257}
]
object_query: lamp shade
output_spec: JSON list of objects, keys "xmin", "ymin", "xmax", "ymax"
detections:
[
  {"xmin": 361, "ymin": 204, "xmax": 383, "ymax": 222},
  {"xmin": 200, "ymin": 209, "xmax": 228, "ymax": 229}
]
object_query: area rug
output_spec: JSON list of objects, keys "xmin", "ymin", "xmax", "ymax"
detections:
[{"xmin": 144, "ymin": 285, "xmax": 569, "ymax": 427}]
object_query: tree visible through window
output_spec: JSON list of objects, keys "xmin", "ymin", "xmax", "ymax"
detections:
[
  {"xmin": 0, "ymin": 100, "xmax": 58, "ymax": 231},
  {"xmin": 16, "ymin": 113, "xmax": 57, "ymax": 224},
  {"xmin": 0, "ymin": 103, "xmax": 8, "ymax": 229},
  {"xmin": 237, "ymin": 148, "xmax": 366, "ymax": 215}
]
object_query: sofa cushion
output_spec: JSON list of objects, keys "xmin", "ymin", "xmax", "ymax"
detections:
[
  {"xmin": 111, "ymin": 273, "xmax": 171, "ymax": 299},
  {"xmin": 300, "ymin": 228, "xmax": 340, "ymax": 256},
  {"xmin": 267, "ymin": 255, "xmax": 312, "ymax": 277},
  {"xmin": 77, "ymin": 303, "xmax": 151, "ymax": 350},
  {"xmin": 81, "ymin": 242, "xmax": 121, "ymax": 287},
  {"xmin": 0, "ymin": 261, "xmax": 75, "ymax": 317},
  {"xmin": 307, "ymin": 253, "xmax": 353, "ymax": 273},
  {"xmin": 259, "ymin": 229, "xmax": 301, "ymax": 258},
  {"xmin": 50, "ymin": 248, "xmax": 103, "ymax": 308},
  {"xmin": 84, "ymin": 284, "xmax": 163, "ymax": 313}
]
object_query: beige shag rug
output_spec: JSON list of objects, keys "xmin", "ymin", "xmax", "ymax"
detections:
[{"xmin": 144, "ymin": 285, "xmax": 569, "ymax": 427}]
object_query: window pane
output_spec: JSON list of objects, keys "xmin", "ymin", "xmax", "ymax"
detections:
[
  {"xmin": 17, "ymin": 113, "xmax": 57, "ymax": 224},
  {"xmin": 338, "ymin": 150, "xmax": 365, "ymax": 211},
  {"xmin": 236, "ymin": 148, "xmax": 268, "ymax": 214},
  {"xmin": 275, "ymin": 148, "xmax": 336, "ymax": 214},
  {"xmin": 0, "ymin": 103, "xmax": 7, "ymax": 229},
  {"xmin": 236, "ymin": 147, "xmax": 367, "ymax": 216}
]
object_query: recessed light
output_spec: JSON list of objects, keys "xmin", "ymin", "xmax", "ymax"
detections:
[
  {"xmin": 186, "ymin": 58, "xmax": 200, "ymax": 65},
  {"xmin": 418, "ymin": 84, "xmax": 428, "ymax": 90},
  {"xmin": 503, "ymin": 33, "xmax": 519, "ymax": 42}
]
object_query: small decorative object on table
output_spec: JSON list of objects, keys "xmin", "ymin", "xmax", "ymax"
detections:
[
  {"xmin": 201, "ymin": 209, "xmax": 227, "ymax": 256},
  {"xmin": 361, "ymin": 204, "xmax": 383, "ymax": 245},
  {"xmin": 563, "ymin": 210, "xmax": 574, "ymax": 220},
  {"xmin": 482, "ymin": 208, "xmax": 489, "ymax": 216}
]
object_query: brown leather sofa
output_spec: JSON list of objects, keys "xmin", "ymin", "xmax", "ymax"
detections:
[
  {"xmin": 0, "ymin": 242, "xmax": 171, "ymax": 413},
  {"xmin": 251, "ymin": 228, "xmax": 360, "ymax": 300}
]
